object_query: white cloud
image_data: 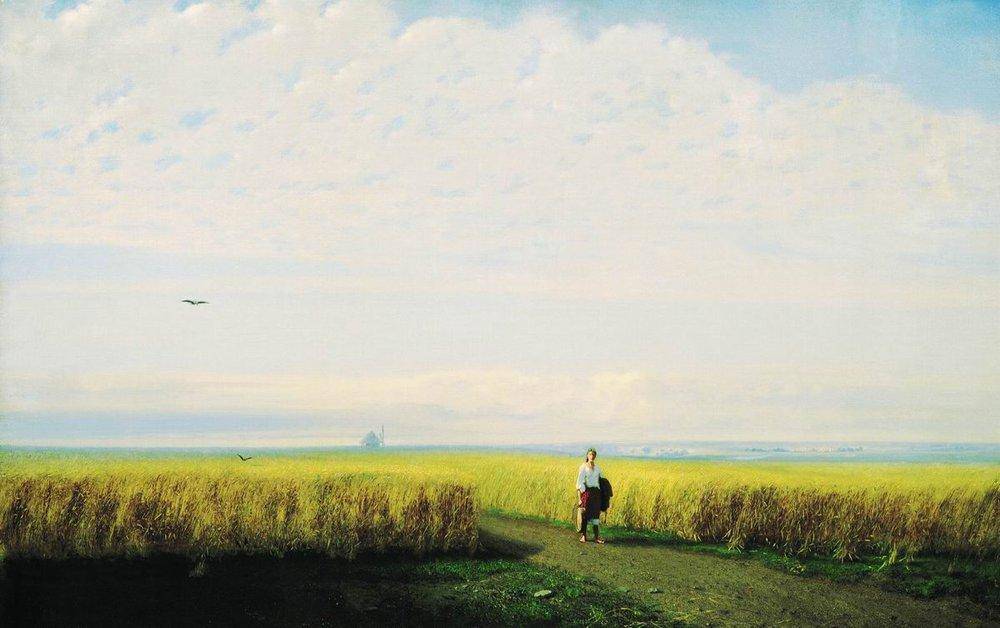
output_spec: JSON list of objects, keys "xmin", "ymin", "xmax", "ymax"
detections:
[{"xmin": 2, "ymin": 1, "xmax": 996, "ymax": 304}]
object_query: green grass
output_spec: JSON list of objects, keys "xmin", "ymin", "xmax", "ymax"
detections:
[{"xmin": 401, "ymin": 557, "xmax": 670, "ymax": 626}]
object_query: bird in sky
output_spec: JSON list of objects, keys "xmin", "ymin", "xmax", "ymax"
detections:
[
  {"xmin": 237, "ymin": 454, "xmax": 253, "ymax": 461},
  {"xmin": 182, "ymin": 300, "xmax": 209, "ymax": 305}
]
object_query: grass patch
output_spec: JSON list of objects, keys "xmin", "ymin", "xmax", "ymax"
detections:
[{"xmin": 405, "ymin": 557, "xmax": 671, "ymax": 626}]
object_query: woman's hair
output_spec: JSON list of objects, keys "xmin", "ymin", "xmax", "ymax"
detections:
[{"xmin": 585, "ymin": 448, "xmax": 597, "ymax": 460}]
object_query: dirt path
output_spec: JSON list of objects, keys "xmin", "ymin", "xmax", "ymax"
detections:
[{"xmin": 480, "ymin": 514, "xmax": 991, "ymax": 627}]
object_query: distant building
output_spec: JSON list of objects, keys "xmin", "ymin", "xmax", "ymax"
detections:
[{"xmin": 360, "ymin": 425, "xmax": 385, "ymax": 448}]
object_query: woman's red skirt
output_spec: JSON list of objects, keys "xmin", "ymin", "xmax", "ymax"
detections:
[{"xmin": 580, "ymin": 486, "xmax": 602, "ymax": 523}]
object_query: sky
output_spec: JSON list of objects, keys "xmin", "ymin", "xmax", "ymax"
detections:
[{"xmin": 0, "ymin": 0, "xmax": 998, "ymax": 447}]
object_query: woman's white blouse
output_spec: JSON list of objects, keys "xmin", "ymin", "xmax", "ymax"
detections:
[{"xmin": 576, "ymin": 463, "xmax": 602, "ymax": 493}]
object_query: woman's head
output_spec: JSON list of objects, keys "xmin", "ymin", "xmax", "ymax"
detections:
[{"xmin": 585, "ymin": 448, "xmax": 597, "ymax": 462}]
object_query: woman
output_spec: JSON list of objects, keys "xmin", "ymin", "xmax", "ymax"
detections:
[{"xmin": 576, "ymin": 448, "xmax": 606, "ymax": 543}]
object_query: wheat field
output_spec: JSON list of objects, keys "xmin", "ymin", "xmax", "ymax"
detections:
[
  {"xmin": 1, "ymin": 449, "xmax": 997, "ymax": 561},
  {"xmin": 0, "ymin": 464, "xmax": 477, "ymax": 560}
]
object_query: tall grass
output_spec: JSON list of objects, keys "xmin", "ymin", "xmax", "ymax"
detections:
[
  {"xmin": 0, "ymin": 470, "xmax": 477, "ymax": 560},
  {"xmin": 466, "ymin": 453, "xmax": 1000, "ymax": 560},
  {"xmin": 1, "ymin": 449, "xmax": 997, "ymax": 561}
]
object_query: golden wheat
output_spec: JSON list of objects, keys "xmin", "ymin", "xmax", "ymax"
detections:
[
  {"xmin": 1, "ymin": 449, "xmax": 996, "ymax": 561},
  {"xmin": 0, "ymin": 470, "xmax": 477, "ymax": 560}
]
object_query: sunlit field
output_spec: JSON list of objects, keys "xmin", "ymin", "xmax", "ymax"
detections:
[
  {"xmin": 0, "ymin": 454, "xmax": 477, "ymax": 560},
  {"xmin": 2, "ymin": 449, "xmax": 997, "ymax": 561}
]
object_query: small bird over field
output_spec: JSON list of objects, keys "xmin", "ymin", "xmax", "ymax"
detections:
[
  {"xmin": 237, "ymin": 454, "xmax": 253, "ymax": 461},
  {"xmin": 182, "ymin": 300, "xmax": 209, "ymax": 305}
]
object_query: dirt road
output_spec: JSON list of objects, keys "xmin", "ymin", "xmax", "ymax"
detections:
[{"xmin": 480, "ymin": 514, "xmax": 991, "ymax": 627}]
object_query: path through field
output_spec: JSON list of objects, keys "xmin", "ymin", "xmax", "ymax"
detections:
[{"xmin": 480, "ymin": 514, "xmax": 990, "ymax": 627}]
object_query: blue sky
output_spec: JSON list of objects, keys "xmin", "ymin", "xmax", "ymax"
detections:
[
  {"xmin": 391, "ymin": 0, "xmax": 1000, "ymax": 116},
  {"xmin": 29, "ymin": 0, "xmax": 1000, "ymax": 116},
  {"xmin": 1, "ymin": 0, "xmax": 997, "ymax": 445}
]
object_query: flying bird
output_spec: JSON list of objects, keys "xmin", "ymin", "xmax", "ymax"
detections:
[
  {"xmin": 182, "ymin": 300, "xmax": 209, "ymax": 305},
  {"xmin": 237, "ymin": 454, "xmax": 253, "ymax": 462}
]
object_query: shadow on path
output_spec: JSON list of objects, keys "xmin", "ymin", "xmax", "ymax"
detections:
[
  {"xmin": 1, "ymin": 553, "xmax": 478, "ymax": 627},
  {"xmin": 476, "ymin": 527, "xmax": 545, "ymax": 559}
]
